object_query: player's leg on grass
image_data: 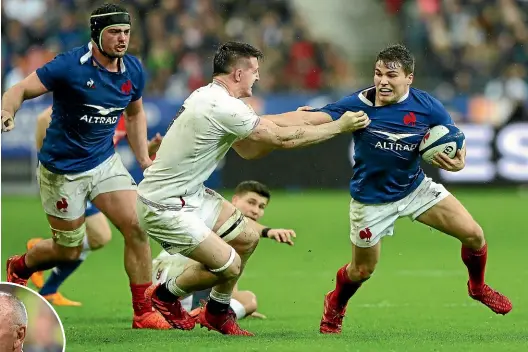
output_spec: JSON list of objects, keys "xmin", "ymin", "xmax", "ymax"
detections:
[
  {"xmin": 91, "ymin": 190, "xmax": 169, "ymax": 329},
  {"xmin": 194, "ymin": 201, "xmax": 259, "ymax": 334},
  {"xmin": 37, "ymin": 208, "xmax": 112, "ymax": 306},
  {"xmin": 7, "ymin": 214, "xmax": 85, "ymax": 287},
  {"xmin": 148, "ymin": 230, "xmax": 244, "ymax": 332},
  {"xmin": 7, "ymin": 163, "xmax": 94, "ymax": 287},
  {"xmin": 146, "ymin": 199, "xmax": 258, "ymax": 335},
  {"xmin": 320, "ymin": 242, "xmax": 381, "ymax": 334},
  {"xmin": 415, "ymin": 195, "xmax": 512, "ymax": 315},
  {"xmin": 232, "ymin": 290, "xmax": 260, "ymax": 319}
]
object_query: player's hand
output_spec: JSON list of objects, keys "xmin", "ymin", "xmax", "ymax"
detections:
[
  {"xmin": 1, "ymin": 110, "xmax": 15, "ymax": 133},
  {"xmin": 432, "ymin": 146, "xmax": 466, "ymax": 172},
  {"xmin": 296, "ymin": 106, "xmax": 314, "ymax": 111},
  {"xmin": 249, "ymin": 311, "xmax": 267, "ymax": 319},
  {"xmin": 267, "ymin": 228, "xmax": 296, "ymax": 246},
  {"xmin": 148, "ymin": 133, "xmax": 163, "ymax": 157},
  {"xmin": 337, "ymin": 111, "xmax": 370, "ymax": 133},
  {"xmin": 139, "ymin": 158, "xmax": 153, "ymax": 170}
]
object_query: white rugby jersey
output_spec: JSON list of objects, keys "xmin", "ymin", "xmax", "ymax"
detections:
[{"xmin": 138, "ymin": 83, "xmax": 260, "ymax": 205}]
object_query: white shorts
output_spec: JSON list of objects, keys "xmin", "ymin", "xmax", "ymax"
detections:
[
  {"xmin": 37, "ymin": 153, "xmax": 136, "ymax": 221},
  {"xmin": 350, "ymin": 177, "xmax": 450, "ymax": 248},
  {"xmin": 137, "ymin": 186, "xmax": 224, "ymax": 256}
]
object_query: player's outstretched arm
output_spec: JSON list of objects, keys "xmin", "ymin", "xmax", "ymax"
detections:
[
  {"xmin": 1, "ymin": 72, "xmax": 49, "ymax": 132},
  {"xmin": 124, "ymin": 98, "xmax": 152, "ymax": 169},
  {"xmin": 262, "ymin": 109, "xmax": 333, "ymax": 127},
  {"xmin": 246, "ymin": 111, "xmax": 369, "ymax": 149}
]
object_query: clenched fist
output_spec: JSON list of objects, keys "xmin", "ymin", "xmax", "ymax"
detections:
[
  {"xmin": 1, "ymin": 110, "xmax": 15, "ymax": 133},
  {"xmin": 337, "ymin": 111, "xmax": 370, "ymax": 133}
]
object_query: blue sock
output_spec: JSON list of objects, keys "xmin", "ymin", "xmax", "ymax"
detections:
[{"xmin": 39, "ymin": 260, "xmax": 84, "ymax": 296}]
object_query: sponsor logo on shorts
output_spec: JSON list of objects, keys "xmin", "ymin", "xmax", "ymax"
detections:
[
  {"xmin": 359, "ymin": 227, "xmax": 373, "ymax": 242},
  {"xmin": 155, "ymin": 268, "xmax": 163, "ymax": 281}
]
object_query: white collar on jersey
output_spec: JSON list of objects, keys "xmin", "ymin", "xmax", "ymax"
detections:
[
  {"xmin": 358, "ymin": 87, "xmax": 409, "ymax": 106},
  {"xmin": 80, "ymin": 42, "xmax": 126, "ymax": 73}
]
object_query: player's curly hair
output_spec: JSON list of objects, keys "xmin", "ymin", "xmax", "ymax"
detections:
[
  {"xmin": 376, "ymin": 44, "xmax": 415, "ymax": 75},
  {"xmin": 213, "ymin": 42, "xmax": 263, "ymax": 77},
  {"xmin": 234, "ymin": 181, "xmax": 271, "ymax": 201}
]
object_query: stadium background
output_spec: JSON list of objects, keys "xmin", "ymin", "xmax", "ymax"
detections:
[{"xmin": 1, "ymin": 1, "xmax": 527, "ymax": 351}]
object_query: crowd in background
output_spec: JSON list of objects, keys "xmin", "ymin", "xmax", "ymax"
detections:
[
  {"xmin": 386, "ymin": 0, "xmax": 528, "ymax": 124},
  {"xmin": 1, "ymin": 0, "xmax": 351, "ymax": 98},
  {"xmin": 2, "ymin": 0, "xmax": 527, "ymax": 125}
]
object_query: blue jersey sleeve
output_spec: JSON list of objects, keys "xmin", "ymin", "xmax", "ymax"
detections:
[
  {"xmin": 430, "ymin": 96, "xmax": 454, "ymax": 126},
  {"xmin": 311, "ymin": 95, "xmax": 356, "ymax": 121},
  {"xmin": 131, "ymin": 62, "xmax": 146, "ymax": 102},
  {"xmin": 35, "ymin": 54, "xmax": 69, "ymax": 91}
]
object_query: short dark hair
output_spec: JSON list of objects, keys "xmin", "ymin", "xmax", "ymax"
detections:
[
  {"xmin": 91, "ymin": 3, "xmax": 128, "ymax": 17},
  {"xmin": 213, "ymin": 42, "xmax": 263, "ymax": 77},
  {"xmin": 376, "ymin": 44, "xmax": 415, "ymax": 75},
  {"xmin": 234, "ymin": 181, "xmax": 270, "ymax": 201}
]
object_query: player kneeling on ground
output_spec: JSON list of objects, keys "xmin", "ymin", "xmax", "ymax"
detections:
[{"xmin": 153, "ymin": 180, "xmax": 293, "ymax": 320}]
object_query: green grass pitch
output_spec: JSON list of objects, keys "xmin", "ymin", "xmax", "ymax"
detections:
[{"xmin": 2, "ymin": 189, "xmax": 527, "ymax": 351}]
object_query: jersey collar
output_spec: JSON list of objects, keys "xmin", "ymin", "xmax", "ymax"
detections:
[
  {"xmin": 80, "ymin": 42, "xmax": 126, "ymax": 73},
  {"xmin": 358, "ymin": 87, "xmax": 409, "ymax": 106}
]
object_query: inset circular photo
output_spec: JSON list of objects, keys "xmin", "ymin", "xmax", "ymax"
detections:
[{"xmin": 0, "ymin": 282, "xmax": 65, "ymax": 352}]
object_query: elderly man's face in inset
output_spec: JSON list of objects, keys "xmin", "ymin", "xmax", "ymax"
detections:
[{"xmin": 0, "ymin": 298, "xmax": 26, "ymax": 352}]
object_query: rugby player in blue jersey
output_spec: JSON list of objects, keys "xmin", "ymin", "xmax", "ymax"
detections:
[
  {"xmin": 1, "ymin": 3, "xmax": 169, "ymax": 329},
  {"xmin": 263, "ymin": 44, "xmax": 512, "ymax": 333}
]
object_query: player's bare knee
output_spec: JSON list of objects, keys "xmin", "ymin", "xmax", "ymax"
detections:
[
  {"xmin": 350, "ymin": 263, "xmax": 376, "ymax": 281},
  {"xmin": 462, "ymin": 222, "xmax": 485, "ymax": 250},
  {"xmin": 222, "ymin": 254, "xmax": 242, "ymax": 280},
  {"xmin": 120, "ymin": 220, "xmax": 148, "ymax": 244},
  {"xmin": 209, "ymin": 249, "xmax": 242, "ymax": 280},
  {"xmin": 87, "ymin": 228, "xmax": 112, "ymax": 250}
]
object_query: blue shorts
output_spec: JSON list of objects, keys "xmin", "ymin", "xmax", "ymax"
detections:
[{"xmin": 85, "ymin": 201, "xmax": 101, "ymax": 217}]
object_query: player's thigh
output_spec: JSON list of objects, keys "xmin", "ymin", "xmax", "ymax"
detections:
[
  {"xmin": 37, "ymin": 163, "xmax": 88, "ymax": 223},
  {"xmin": 415, "ymin": 194, "xmax": 483, "ymax": 244},
  {"xmin": 349, "ymin": 197, "xmax": 398, "ymax": 249},
  {"xmin": 137, "ymin": 198, "xmax": 240, "ymax": 271},
  {"xmin": 92, "ymin": 190, "xmax": 140, "ymax": 238},
  {"xmin": 85, "ymin": 208, "xmax": 112, "ymax": 250},
  {"xmin": 214, "ymin": 200, "xmax": 258, "ymax": 250},
  {"xmin": 89, "ymin": 154, "xmax": 138, "ymax": 234},
  {"xmin": 200, "ymin": 189, "xmax": 259, "ymax": 252},
  {"xmin": 37, "ymin": 163, "xmax": 89, "ymax": 247}
]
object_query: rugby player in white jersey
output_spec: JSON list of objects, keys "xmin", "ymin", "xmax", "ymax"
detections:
[{"xmin": 137, "ymin": 41, "xmax": 370, "ymax": 335}]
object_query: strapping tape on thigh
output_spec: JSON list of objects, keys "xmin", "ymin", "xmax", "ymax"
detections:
[
  {"xmin": 209, "ymin": 248, "xmax": 236, "ymax": 273},
  {"xmin": 50, "ymin": 223, "xmax": 87, "ymax": 247},
  {"xmin": 217, "ymin": 208, "xmax": 246, "ymax": 240}
]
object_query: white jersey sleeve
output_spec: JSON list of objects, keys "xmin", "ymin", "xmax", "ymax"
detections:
[{"xmin": 213, "ymin": 99, "xmax": 260, "ymax": 140}]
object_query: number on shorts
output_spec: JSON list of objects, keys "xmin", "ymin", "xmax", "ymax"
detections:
[{"xmin": 166, "ymin": 106, "xmax": 186, "ymax": 133}]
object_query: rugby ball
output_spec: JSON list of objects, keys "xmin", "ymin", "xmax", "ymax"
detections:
[{"xmin": 419, "ymin": 125, "xmax": 465, "ymax": 164}]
